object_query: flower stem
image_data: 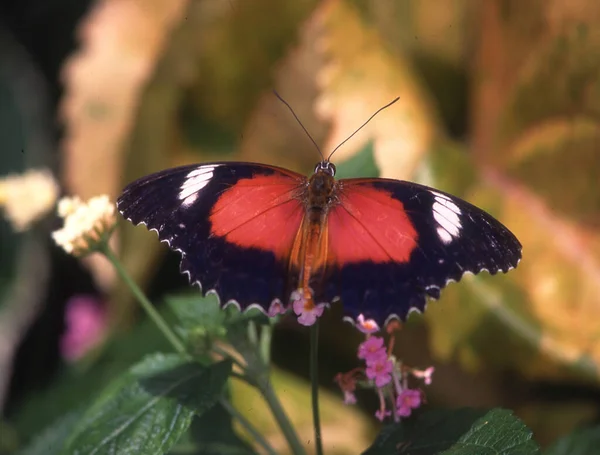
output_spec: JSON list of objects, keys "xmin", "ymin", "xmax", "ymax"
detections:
[
  {"xmin": 220, "ymin": 398, "xmax": 278, "ymax": 455},
  {"xmin": 101, "ymin": 245, "xmax": 186, "ymax": 354},
  {"xmin": 310, "ymin": 321, "xmax": 324, "ymax": 455},
  {"xmin": 258, "ymin": 378, "xmax": 306, "ymax": 455},
  {"xmin": 259, "ymin": 324, "xmax": 272, "ymax": 364}
]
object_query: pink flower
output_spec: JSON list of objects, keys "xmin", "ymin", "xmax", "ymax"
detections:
[
  {"xmin": 335, "ymin": 371, "xmax": 359, "ymax": 405},
  {"xmin": 343, "ymin": 391, "xmax": 357, "ymax": 405},
  {"xmin": 356, "ymin": 314, "xmax": 380, "ymax": 334},
  {"xmin": 412, "ymin": 366, "xmax": 435, "ymax": 385},
  {"xmin": 366, "ymin": 356, "xmax": 393, "ymax": 387},
  {"xmin": 375, "ymin": 408, "xmax": 391, "ymax": 421},
  {"xmin": 291, "ymin": 291, "xmax": 325, "ymax": 326},
  {"xmin": 395, "ymin": 389, "xmax": 422, "ymax": 417},
  {"xmin": 267, "ymin": 299, "xmax": 286, "ymax": 317},
  {"xmin": 357, "ymin": 336, "xmax": 387, "ymax": 363},
  {"xmin": 60, "ymin": 295, "xmax": 107, "ymax": 362}
]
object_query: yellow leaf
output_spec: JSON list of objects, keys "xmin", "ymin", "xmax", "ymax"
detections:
[
  {"xmin": 310, "ymin": 0, "xmax": 438, "ymax": 178},
  {"xmin": 60, "ymin": 0, "xmax": 191, "ymax": 200}
]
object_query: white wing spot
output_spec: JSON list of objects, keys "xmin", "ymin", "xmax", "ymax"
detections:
[
  {"xmin": 181, "ymin": 193, "xmax": 199, "ymax": 208},
  {"xmin": 436, "ymin": 226, "xmax": 454, "ymax": 244},
  {"xmin": 431, "ymin": 191, "xmax": 461, "ymax": 214},
  {"xmin": 178, "ymin": 165, "xmax": 220, "ymax": 201},
  {"xmin": 431, "ymin": 191, "xmax": 462, "ymax": 244}
]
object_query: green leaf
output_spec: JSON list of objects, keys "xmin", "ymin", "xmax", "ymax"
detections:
[
  {"xmin": 12, "ymin": 314, "xmax": 173, "ymax": 437},
  {"xmin": 167, "ymin": 293, "xmax": 226, "ymax": 334},
  {"xmin": 63, "ymin": 354, "xmax": 231, "ymax": 455},
  {"xmin": 334, "ymin": 140, "xmax": 380, "ymax": 179},
  {"xmin": 545, "ymin": 426, "xmax": 600, "ymax": 455},
  {"xmin": 15, "ymin": 411, "xmax": 81, "ymax": 455},
  {"xmin": 363, "ymin": 408, "xmax": 540, "ymax": 455},
  {"xmin": 170, "ymin": 404, "xmax": 257, "ymax": 455}
]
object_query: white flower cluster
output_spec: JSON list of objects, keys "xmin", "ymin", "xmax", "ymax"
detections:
[
  {"xmin": 0, "ymin": 168, "xmax": 59, "ymax": 231},
  {"xmin": 52, "ymin": 195, "xmax": 116, "ymax": 255}
]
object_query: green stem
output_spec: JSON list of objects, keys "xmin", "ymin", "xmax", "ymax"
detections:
[
  {"xmin": 101, "ymin": 245, "xmax": 186, "ymax": 354},
  {"xmin": 310, "ymin": 322, "xmax": 324, "ymax": 455},
  {"xmin": 259, "ymin": 378, "xmax": 306, "ymax": 455},
  {"xmin": 259, "ymin": 324, "xmax": 272, "ymax": 364},
  {"xmin": 220, "ymin": 398, "xmax": 278, "ymax": 455},
  {"xmin": 247, "ymin": 320, "xmax": 258, "ymax": 345}
]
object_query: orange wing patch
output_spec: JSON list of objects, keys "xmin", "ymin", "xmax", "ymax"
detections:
[
  {"xmin": 328, "ymin": 184, "xmax": 418, "ymax": 265},
  {"xmin": 209, "ymin": 174, "xmax": 305, "ymax": 261}
]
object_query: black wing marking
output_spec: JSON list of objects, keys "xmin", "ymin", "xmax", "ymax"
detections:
[
  {"xmin": 117, "ymin": 162, "xmax": 306, "ymax": 312},
  {"xmin": 321, "ymin": 178, "xmax": 522, "ymax": 325}
]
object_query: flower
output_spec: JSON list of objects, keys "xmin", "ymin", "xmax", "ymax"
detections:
[
  {"xmin": 334, "ymin": 321, "xmax": 435, "ymax": 422},
  {"xmin": 267, "ymin": 299, "xmax": 287, "ymax": 317},
  {"xmin": 60, "ymin": 295, "xmax": 107, "ymax": 362},
  {"xmin": 356, "ymin": 314, "xmax": 380, "ymax": 334},
  {"xmin": 395, "ymin": 389, "xmax": 422, "ymax": 417},
  {"xmin": 343, "ymin": 390, "xmax": 357, "ymax": 405},
  {"xmin": 366, "ymin": 356, "xmax": 393, "ymax": 387},
  {"xmin": 291, "ymin": 290, "xmax": 326, "ymax": 326},
  {"xmin": 412, "ymin": 366, "xmax": 435, "ymax": 385},
  {"xmin": 335, "ymin": 370, "xmax": 361, "ymax": 405},
  {"xmin": 375, "ymin": 408, "xmax": 391, "ymax": 421},
  {"xmin": 0, "ymin": 169, "xmax": 59, "ymax": 231},
  {"xmin": 357, "ymin": 336, "xmax": 387, "ymax": 363},
  {"xmin": 52, "ymin": 195, "xmax": 116, "ymax": 255}
]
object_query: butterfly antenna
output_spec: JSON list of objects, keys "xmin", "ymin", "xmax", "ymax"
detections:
[
  {"xmin": 273, "ymin": 90, "xmax": 325, "ymax": 161},
  {"xmin": 326, "ymin": 97, "xmax": 400, "ymax": 161}
]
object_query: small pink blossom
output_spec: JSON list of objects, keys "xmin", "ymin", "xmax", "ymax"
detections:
[
  {"xmin": 60, "ymin": 295, "xmax": 107, "ymax": 362},
  {"xmin": 267, "ymin": 299, "xmax": 286, "ymax": 317},
  {"xmin": 343, "ymin": 390, "xmax": 357, "ymax": 405},
  {"xmin": 291, "ymin": 291, "xmax": 325, "ymax": 326},
  {"xmin": 335, "ymin": 371, "xmax": 359, "ymax": 405},
  {"xmin": 412, "ymin": 366, "xmax": 435, "ymax": 385},
  {"xmin": 356, "ymin": 314, "xmax": 380, "ymax": 334},
  {"xmin": 395, "ymin": 389, "xmax": 422, "ymax": 417},
  {"xmin": 375, "ymin": 408, "xmax": 391, "ymax": 421},
  {"xmin": 366, "ymin": 356, "xmax": 393, "ymax": 387},
  {"xmin": 357, "ymin": 336, "xmax": 387, "ymax": 363}
]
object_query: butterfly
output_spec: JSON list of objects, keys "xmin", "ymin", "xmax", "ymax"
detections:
[{"xmin": 117, "ymin": 156, "xmax": 522, "ymax": 327}]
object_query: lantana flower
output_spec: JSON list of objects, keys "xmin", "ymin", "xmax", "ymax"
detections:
[
  {"xmin": 0, "ymin": 168, "xmax": 59, "ymax": 231},
  {"xmin": 335, "ymin": 321, "xmax": 435, "ymax": 422},
  {"xmin": 395, "ymin": 389, "xmax": 422, "ymax": 417},
  {"xmin": 357, "ymin": 336, "xmax": 386, "ymax": 361},
  {"xmin": 365, "ymin": 352, "xmax": 394, "ymax": 387},
  {"xmin": 356, "ymin": 314, "xmax": 380, "ymax": 334},
  {"xmin": 291, "ymin": 290, "xmax": 326, "ymax": 326},
  {"xmin": 52, "ymin": 195, "xmax": 117, "ymax": 256}
]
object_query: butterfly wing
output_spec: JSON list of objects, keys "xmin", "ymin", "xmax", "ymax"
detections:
[
  {"xmin": 117, "ymin": 162, "xmax": 307, "ymax": 311},
  {"xmin": 321, "ymin": 178, "xmax": 522, "ymax": 324}
]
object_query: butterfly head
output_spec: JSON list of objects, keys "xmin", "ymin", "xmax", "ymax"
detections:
[{"xmin": 313, "ymin": 160, "xmax": 336, "ymax": 177}]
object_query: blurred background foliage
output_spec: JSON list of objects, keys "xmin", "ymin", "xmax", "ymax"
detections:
[{"xmin": 1, "ymin": 0, "xmax": 599, "ymax": 453}]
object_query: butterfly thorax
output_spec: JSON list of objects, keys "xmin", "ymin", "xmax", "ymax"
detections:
[
  {"xmin": 289, "ymin": 166, "xmax": 338, "ymax": 311},
  {"xmin": 306, "ymin": 167, "xmax": 336, "ymax": 211}
]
